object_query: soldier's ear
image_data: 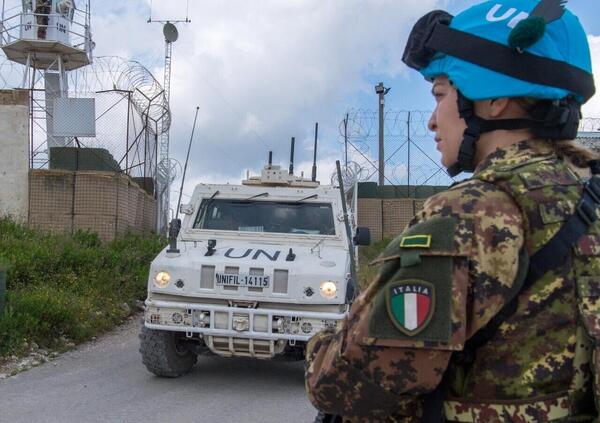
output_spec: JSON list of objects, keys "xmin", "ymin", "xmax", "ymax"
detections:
[
  {"xmin": 474, "ymin": 98, "xmax": 511, "ymax": 119},
  {"xmin": 488, "ymin": 98, "xmax": 511, "ymax": 118}
]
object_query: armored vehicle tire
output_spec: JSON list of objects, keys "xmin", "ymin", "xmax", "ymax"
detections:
[{"xmin": 139, "ymin": 326, "xmax": 197, "ymax": 377}]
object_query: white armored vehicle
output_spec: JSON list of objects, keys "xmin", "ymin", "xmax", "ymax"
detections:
[{"xmin": 140, "ymin": 151, "xmax": 370, "ymax": 377}]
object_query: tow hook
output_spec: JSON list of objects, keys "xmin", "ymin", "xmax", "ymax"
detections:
[{"xmin": 233, "ymin": 315, "xmax": 250, "ymax": 332}]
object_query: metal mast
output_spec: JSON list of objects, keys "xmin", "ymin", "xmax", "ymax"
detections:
[
  {"xmin": 157, "ymin": 31, "xmax": 174, "ymax": 233},
  {"xmin": 148, "ymin": 1, "xmax": 190, "ymax": 233}
]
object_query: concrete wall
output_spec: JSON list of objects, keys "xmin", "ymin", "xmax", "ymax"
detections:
[
  {"xmin": 0, "ymin": 90, "xmax": 29, "ymax": 222},
  {"xmin": 29, "ymin": 170, "xmax": 156, "ymax": 243}
]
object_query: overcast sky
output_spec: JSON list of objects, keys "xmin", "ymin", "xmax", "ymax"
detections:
[{"xmin": 8, "ymin": 0, "xmax": 599, "ymax": 208}]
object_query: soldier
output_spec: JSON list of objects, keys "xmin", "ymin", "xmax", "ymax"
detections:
[
  {"xmin": 305, "ymin": 0, "xmax": 598, "ymax": 422},
  {"xmin": 35, "ymin": 0, "xmax": 51, "ymax": 40}
]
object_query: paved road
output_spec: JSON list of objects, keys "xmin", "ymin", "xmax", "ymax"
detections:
[{"xmin": 0, "ymin": 317, "xmax": 319, "ymax": 423}]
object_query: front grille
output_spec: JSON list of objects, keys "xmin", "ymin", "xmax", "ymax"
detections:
[
  {"xmin": 248, "ymin": 267, "xmax": 264, "ymax": 293},
  {"xmin": 200, "ymin": 265, "xmax": 215, "ymax": 289},
  {"xmin": 209, "ymin": 336, "xmax": 273, "ymax": 358},
  {"xmin": 223, "ymin": 266, "xmax": 239, "ymax": 291},
  {"xmin": 273, "ymin": 269, "xmax": 288, "ymax": 294}
]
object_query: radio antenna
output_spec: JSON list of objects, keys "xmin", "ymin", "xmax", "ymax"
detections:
[
  {"xmin": 312, "ymin": 122, "xmax": 318, "ymax": 182},
  {"xmin": 148, "ymin": 0, "xmax": 191, "ymax": 23},
  {"xmin": 176, "ymin": 106, "xmax": 200, "ymax": 219},
  {"xmin": 289, "ymin": 137, "xmax": 295, "ymax": 175}
]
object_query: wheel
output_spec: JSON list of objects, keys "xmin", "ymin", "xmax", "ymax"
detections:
[{"xmin": 139, "ymin": 326, "xmax": 197, "ymax": 377}]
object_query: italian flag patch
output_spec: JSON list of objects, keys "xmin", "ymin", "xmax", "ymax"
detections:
[{"xmin": 386, "ymin": 281, "xmax": 435, "ymax": 336}]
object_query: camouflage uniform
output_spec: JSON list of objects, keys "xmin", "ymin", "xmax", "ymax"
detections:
[{"xmin": 305, "ymin": 139, "xmax": 598, "ymax": 422}]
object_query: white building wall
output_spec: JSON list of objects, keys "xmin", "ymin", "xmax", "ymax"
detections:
[{"xmin": 0, "ymin": 90, "xmax": 29, "ymax": 222}]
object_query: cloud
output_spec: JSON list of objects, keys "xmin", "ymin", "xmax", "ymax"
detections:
[
  {"xmin": 90, "ymin": 0, "xmax": 442, "ymax": 201},
  {"xmin": 583, "ymin": 35, "xmax": 600, "ymax": 119}
]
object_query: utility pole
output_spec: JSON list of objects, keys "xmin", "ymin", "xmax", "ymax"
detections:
[{"xmin": 375, "ymin": 82, "xmax": 390, "ymax": 186}]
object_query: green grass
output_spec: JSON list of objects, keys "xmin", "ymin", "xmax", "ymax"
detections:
[
  {"xmin": 357, "ymin": 238, "xmax": 391, "ymax": 290},
  {"xmin": 0, "ymin": 217, "xmax": 390, "ymax": 357},
  {"xmin": 0, "ymin": 218, "xmax": 165, "ymax": 357}
]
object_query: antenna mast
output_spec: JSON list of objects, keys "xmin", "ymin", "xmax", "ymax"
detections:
[{"xmin": 147, "ymin": 1, "xmax": 190, "ymax": 234}]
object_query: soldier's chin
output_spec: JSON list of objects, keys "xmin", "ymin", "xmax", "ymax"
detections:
[{"xmin": 441, "ymin": 155, "xmax": 456, "ymax": 169}]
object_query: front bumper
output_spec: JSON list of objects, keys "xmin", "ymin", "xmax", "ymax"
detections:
[{"xmin": 144, "ymin": 299, "xmax": 346, "ymax": 343}]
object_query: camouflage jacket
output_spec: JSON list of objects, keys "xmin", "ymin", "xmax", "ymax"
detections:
[{"xmin": 305, "ymin": 140, "xmax": 598, "ymax": 422}]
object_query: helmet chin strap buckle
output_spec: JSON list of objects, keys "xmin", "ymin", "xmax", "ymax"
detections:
[
  {"xmin": 446, "ymin": 130, "xmax": 478, "ymax": 177},
  {"xmin": 447, "ymin": 162, "xmax": 463, "ymax": 177}
]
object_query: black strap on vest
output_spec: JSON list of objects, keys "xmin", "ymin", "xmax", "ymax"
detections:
[
  {"xmin": 463, "ymin": 176, "xmax": 600, "ymax": 359},
  {"xmin": 424, "ymin": 169, "xmax": 600, "ymax": 422},
  {"xmin": 422, "ymin": 374, "xmax": 448, "ymax": 423},
  {"xmin": 313, "ymin": 412, "xmax": 342, "ymax": 423}
]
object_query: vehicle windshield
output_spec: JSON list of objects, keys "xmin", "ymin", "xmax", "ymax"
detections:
[{"xmin": 193, "ymin": 199, "xmax": 336, "ymax": 235}]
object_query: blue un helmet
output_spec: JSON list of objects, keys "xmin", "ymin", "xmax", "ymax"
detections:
[{"xmin": 402, "ymin": 0, "xmax": 596, "ymax": 176}]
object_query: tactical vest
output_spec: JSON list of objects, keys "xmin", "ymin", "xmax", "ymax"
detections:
[{"xmin": 441, "ymin": 153, "xmax": 600, "ymax": 422}]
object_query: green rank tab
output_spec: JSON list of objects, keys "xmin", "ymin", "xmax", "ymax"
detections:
[{"xmin": 400, "ymin": 234, "xmax": 431, "ymax": 249}]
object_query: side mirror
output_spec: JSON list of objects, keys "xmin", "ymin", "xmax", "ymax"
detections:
[
  {"xmin": 180, "ymin": 203, "xmax": 195, "ymax": 215},
  {"xmin": 168, "ymin": 218, "xmax": 181, "ymax": 239},
  {"xmin": 353, "ymin": 226, "xmax": 371, "ymax": 246},
  {"xmin": 166, "ymin": 218, "xmax": 182, "ymax": 253}
]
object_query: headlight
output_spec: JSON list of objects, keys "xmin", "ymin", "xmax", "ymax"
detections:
[
  {"xmin": 319, "ymin": 281, "xmax": 337, "ymax": 299},
  {"xmin": 154, "ymin": 271, "xmax": 171, "ymax": 288}
]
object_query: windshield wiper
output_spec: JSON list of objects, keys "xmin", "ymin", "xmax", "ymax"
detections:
[
  {"xmin": 244, "ymin": 192, "xmax": 269, "ymax": 201},
  {"xmin": 194, "ymin": 190, "xmax": 220, "ymax": 228},
  {"xmin": 297, "ymin": 194, "xmax": 318, "ymax": 202},
  {"xmin": 310, "ymin": 236, "xmax": 327, "ymax": 258}
]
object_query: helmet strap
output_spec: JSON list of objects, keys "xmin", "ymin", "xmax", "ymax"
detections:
[
  {"xmin": 446, "ymin": 92, "xmax": 580, "ymax": 176},
  {"xmin": 447, "ymin": 91, "xmax": 482, "ymax": 176}
]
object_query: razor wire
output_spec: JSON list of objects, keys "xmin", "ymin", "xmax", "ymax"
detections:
[
  {"xmin": 578, "ymin": 117, "xmax": 600, "ymax": 153},
  {"xmin": 68, "ymin": 56, "xmax": 170, "ymax": 135},
  {"xmin": 0, "ymin": 55, "xmax": 170, "ymax": 183},
  {"xmin": 339, "ymin": 112, "xmax": 600, "ymax": 189},
  {"xmin": 580, "ymin": 117, "xmax": 600, "ymax": 133},
  {"xmin": 339, "ymin": 109, "xmax": 456, "ymax": 188}
]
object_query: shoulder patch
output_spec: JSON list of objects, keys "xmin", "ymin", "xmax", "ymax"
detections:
[
  {"xmin": 367, "ymin": 216, "xmax": 459, "ymax": 345},
  {"xmin": 386, "ymin": 280, "xmax": 435, "ymax": 336},
  {"xmin": 400, "ymin": 234, "xmax": 431, "ymax": 248}
]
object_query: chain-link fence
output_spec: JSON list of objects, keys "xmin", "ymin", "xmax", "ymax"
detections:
[
  {"xmin": 578, "ymin": 117, "xmax": 600, "ymax": 154},
  {"xmin": 580, "ymin": 117, "xmax": 600, "ymax": 132},
  {"xmin": 30, "ymin": 87, "xmax": 159, "ymax": 182},
  {"xmin": 340, "ymin": 109, "xmax": 456, "ymax": 189},
  {"xmin": 340, "ymin": 111, "xmax": 600, "ymax": 188},
  {"xmin": 0, "ymin": 55, "xmax": 171, "ymax": 234}
]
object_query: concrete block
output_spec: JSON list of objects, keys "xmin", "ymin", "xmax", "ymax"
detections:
[{"xmin": 0, "ymin": 91, "xmax": 29, "ymax": 222}]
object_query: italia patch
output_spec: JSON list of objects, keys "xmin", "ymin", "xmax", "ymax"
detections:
[
  {"xmin": 386, "ymin": 280, "xmax": 435, "ymax": 336},
  {"xmin": 400, "ymin": 234, "xmax": 431, "ymax": 248}
]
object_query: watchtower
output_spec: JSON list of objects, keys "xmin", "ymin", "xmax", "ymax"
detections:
[{"xmin": 0, "ymin": 0, "xmax": 94, "ymax": 153}]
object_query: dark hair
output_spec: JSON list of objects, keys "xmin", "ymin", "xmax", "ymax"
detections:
[
  {"xmin": 514, "ymin": 97, "xmax": 598, "ymax": 168},
  {"xmin": 551, "ymin": 139, "xmax": 599, "ymax": 168}
]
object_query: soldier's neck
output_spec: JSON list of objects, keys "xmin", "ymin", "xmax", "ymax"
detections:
[{"xmin": 474, "ymin": 129, "xmax": 534, "ymax": 167}]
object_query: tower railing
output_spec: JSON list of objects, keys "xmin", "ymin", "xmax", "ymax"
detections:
[{"xmin": 0, "ymin": 3, "xmax": 92, "ymax": 65}]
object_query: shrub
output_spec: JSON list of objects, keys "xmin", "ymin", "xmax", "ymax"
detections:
[
  {"xmin": 0, "ymin": 218, "xmax": 165, "ymax": 357},
  {"xmin": 357, "ymin": 238, "xmax": 391, "ymax": 290}
]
